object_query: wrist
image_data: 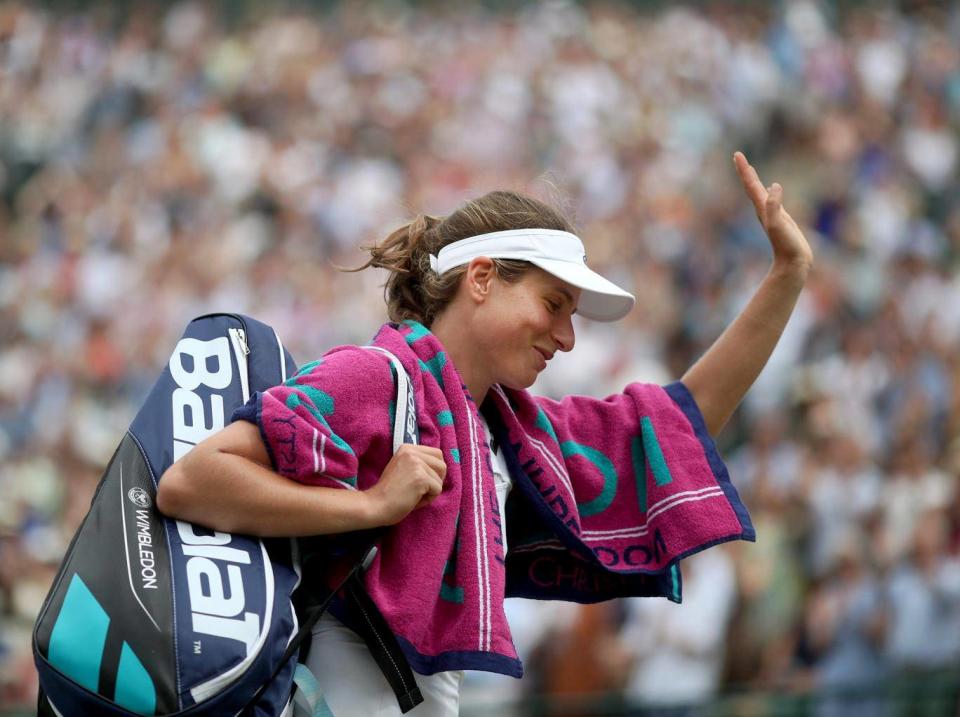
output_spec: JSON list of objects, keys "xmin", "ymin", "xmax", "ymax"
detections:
[
  {"xmin": 769, "ymin": 256, "xmax": 812, "ymax": 285},
  {"xmin": 354, "ymin": 489, "xmax": 386, "ymax": 530}
]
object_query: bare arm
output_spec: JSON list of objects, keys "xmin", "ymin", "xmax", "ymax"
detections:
[
  {"xmin": 681, "ymin": 152, "xmax": 813, "ymax": 436},
  {"xmin": 156, "ymin": 420, "xmax": 446, "ymax": 537}
]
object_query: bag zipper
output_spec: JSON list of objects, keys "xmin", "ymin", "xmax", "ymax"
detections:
[{"xmin": 227, "ymin": 327, "xmax": 251, "ymax": 403}]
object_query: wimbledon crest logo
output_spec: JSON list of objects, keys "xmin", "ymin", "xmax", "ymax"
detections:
[{"xmin": 127, "ymin": 487, "xmax": 151, "ymax": 509}]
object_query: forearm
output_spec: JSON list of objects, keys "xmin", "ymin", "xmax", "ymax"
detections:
[
  {"xmin": 157, "ymin": 448, "xmax": 378, "ymax": 537},
  {"xmin": 681, "ymin": 260, "xmax": 809, "ymax": 436}
]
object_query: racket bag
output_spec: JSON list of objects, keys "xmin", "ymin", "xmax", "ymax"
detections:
[{"xmin": 33, "ymin": 313, "xmax": 302, "ymax": 716}]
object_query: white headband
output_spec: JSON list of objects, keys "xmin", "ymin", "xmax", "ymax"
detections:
[{"xmin": 429, "ymin": 228, "xmax": 635, "ymax": 322}]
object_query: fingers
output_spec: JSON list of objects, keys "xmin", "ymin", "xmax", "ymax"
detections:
[
  {"xmin": 421, "ymin": 463, "xmax": 444, "ymax": 496},
  {"xmin": 412, "ymin": 486, "xmax": 441, "ymax": 511},
  {"xmin": 418, "ymin": 447, "xmax": 448, "ymax": 479},
  {"xmin": 734, "ymin": 151, "xmax": 763, "ymax": 188},
  {"xmin": 735, "ymin": 152, "xmax": 789, "ymax": 228},
  {"xmin": 397, "ymin": 443, "xmax": 447, "ymax": 479},
  {"xmin": 766, "ymin": 182, "xmax": 783, "ymax": 215},
  {"xmin": 733, "ymin": 151, "xmax": 768, "ymax": 216},
  {"xmin": 370, "ymin": 444, "xmax": 450, "ymax": 525},
  {"xmin": 413, "ymin": 465, "xmax": 444, "ymax": 510},
  {"xmin": 392, "ymin": 443, "xmax": 445, "ymax": 503}
]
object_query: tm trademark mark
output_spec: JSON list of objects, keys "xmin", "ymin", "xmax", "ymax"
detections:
[{"xmin": 194, "ymin": 640, "xmax": 202, "ymax": 655}]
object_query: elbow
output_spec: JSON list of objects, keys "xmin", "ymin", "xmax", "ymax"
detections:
[
  {"xmin": 156, "ymin": 460, "xmax": 191, "ymax": 520},
  {"xmin": 678, "ymin": 377, "xmax": 725, "ymax": 437},
  {"xmin": 157, "ymin": 446, "xmax": 211, "ymax": 521},
  {"xmin": 702, "ymin": 412, "xmax": 728, "ymax": 439},
  {"xmin": 155, "ymin": 447, "xmax": 249, "ymax": 534}
]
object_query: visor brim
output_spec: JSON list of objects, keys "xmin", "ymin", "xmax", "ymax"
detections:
[{"xmin": 527, "ymin": 258, "xmax": 635, "ymax": 322}]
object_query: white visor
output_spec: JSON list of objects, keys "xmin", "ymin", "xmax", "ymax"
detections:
[{"xmin": 429, "ymin": 229, "xmax": 635, "ymax": 322}]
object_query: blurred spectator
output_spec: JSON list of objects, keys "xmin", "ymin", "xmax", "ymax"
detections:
[
  {"xmin": 527, "ymin": 602, "xmax": 631, "ymax": 717},
  {"xmin": 804, "ymin": 432, "xmax": 883, "ymax": 577},
  {"xmin": 882, "ymin": 436, "xmax": 955, "ymax": 564},
  {"xmin": 805, "ymin": 539, "xmax": 888, "ymax": 717},
  {"xmin": 882, "ymin": 510, "xmax": 960, "ymax": 713},
  {"xmin": 723, "ymin": 470, "xmax": 807, "ymax": 689},
  {"xmin": 621, "ymin": 547, "xmax": 737, "ymax": 714},
  {"xmin": 1, "ymin": 1, "xmax": 959, "ymax": 713}
]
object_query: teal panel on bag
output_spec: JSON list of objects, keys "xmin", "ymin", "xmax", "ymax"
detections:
[
  {"xmin": 115, "ymin": 642, "xmax": 156, "ymax": 715},
  {"xmin": 47, "ymin": 574, "xmax": 110, "ymax": 692}
]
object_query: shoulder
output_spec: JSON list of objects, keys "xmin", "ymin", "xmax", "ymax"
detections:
[
  {"xmin": 290, "ymin": 344, "xmax": 397, "ymax": 391},
  {"xmin": 274, "ymin": 345, "xmax": 399, "ymax": 451},
  {"xmin": 279, "ymin": 345, "xmax": 400, "ymax": 432}
]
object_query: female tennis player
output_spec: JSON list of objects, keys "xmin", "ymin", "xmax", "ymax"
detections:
[{"xmin": 157, "ymin": 151, "xmax": 812, "ymax": 716}]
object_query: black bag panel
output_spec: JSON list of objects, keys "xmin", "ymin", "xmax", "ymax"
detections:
[{"xmin": 34, "ymin": 433, "xmax": 178, "ymax": 714}]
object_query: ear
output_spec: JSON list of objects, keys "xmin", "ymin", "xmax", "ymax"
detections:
[{"xmin": 464, "ymin": 257, "xmax": 496, "ymax": 304}]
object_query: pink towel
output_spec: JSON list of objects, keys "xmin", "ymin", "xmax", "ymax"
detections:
[{"xmin": 241, "ymin": 320, "xmax": 753, "ymax": 676}]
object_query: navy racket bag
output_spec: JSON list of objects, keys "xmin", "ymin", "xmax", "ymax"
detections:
[{"xmin": 33, "ymin": 313, "xmax": 303, "ymax": 716}]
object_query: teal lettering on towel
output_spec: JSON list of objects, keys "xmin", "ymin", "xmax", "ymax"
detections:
[
  {"xmin": 641, "ymin": 416, "xmax": 673, "ymax": 486},
  {"xmin": 285, "ymin": 359, "xmax": 323, "ymax": 384},
  {"xmin": 286, "ymin": 386, "xmax": 354, "ymax": 457},
  {"xmin": 419, "ymin": 353, "xmax": 447, "ymax": 391},
  {"xmin": 562, "ymin": 441, "xmax": 617, "ymax": 518},
  {"xmin": 631, "ymin": 436, "xmax": 647, "ymax": 513},
  {"xmin": 402, "ymin": 320, "xmax": 432, "ymax": 344},
  {"xmin": 535, "ymin": 407, "xmax": 559, "ymax": 444}
]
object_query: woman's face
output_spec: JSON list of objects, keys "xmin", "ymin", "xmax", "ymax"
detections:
[{"xmin": 475, "ymin": 266, "xmax": 580, "ymax": 390}]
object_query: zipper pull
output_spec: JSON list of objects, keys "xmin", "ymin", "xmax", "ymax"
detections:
[{"xmin": 236, "ymin": 328, "xmax": 250, "ymax": 355}]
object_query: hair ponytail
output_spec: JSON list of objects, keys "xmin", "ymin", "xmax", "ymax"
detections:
[{"xmin": 358, "ymin": 214, "xmax": 439, "ymax": 277}]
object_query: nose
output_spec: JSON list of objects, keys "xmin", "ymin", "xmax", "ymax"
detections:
[{"xmin": 552, "ymin": 313, "xmax": 576, "ymax": 353}]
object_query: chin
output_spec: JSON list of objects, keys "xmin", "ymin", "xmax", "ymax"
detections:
[{"xmin": 499, "ymin": 373, "xmax": 538, "ymax": 391}]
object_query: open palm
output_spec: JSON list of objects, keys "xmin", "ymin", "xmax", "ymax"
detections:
[{"xmin": 734, "ymin": 151, "xmax": 813, "ymax": 270}]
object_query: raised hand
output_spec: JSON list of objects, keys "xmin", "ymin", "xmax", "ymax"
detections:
[
  {"xmin": 680, "ymin": 152, "xmax": 815, "ymax": 436},
  {"xmin": 733, "ymin": 151, "xmax": 813, "ymax": 272}
]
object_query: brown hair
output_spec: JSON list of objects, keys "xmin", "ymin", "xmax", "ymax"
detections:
[{"xmin": 347, "ymin": 190, "xmax": 575, "ymax": 326}]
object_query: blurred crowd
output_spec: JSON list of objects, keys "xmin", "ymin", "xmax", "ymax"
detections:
[{"xmin": 2, "ymin": 0, "xmax": 960, "ymax": 713}]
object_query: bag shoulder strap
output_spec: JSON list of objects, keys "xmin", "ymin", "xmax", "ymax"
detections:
[{"xmin": 360, "ymin": 345, "xmax": 419, "ymax": 450}]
